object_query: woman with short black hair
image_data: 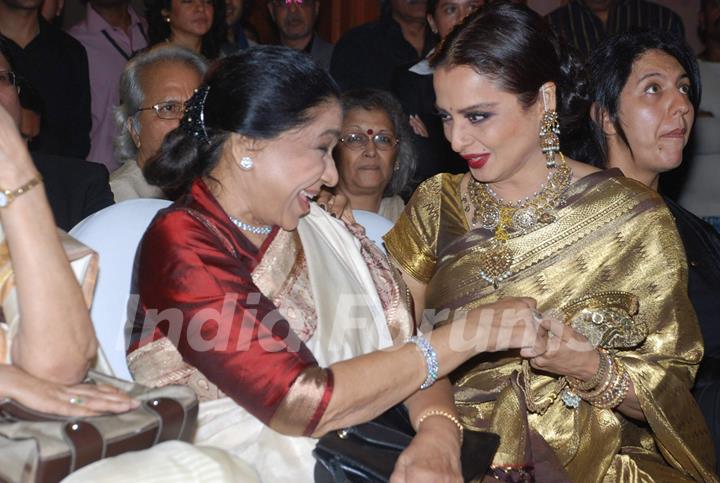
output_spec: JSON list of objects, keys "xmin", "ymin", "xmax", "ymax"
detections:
[{"xmin": 585, "ymin": 28, "xmax": 720, "ymax": 473}]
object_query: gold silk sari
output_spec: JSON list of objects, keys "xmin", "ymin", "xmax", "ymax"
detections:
[{"xmin": 385, "ymin": 170, "xmax": 716, "ymax": 482}]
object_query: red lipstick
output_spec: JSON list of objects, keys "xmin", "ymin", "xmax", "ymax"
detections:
[{"xmin": 463, "ymin": 153, "xmax": 490, "ymax": 170}]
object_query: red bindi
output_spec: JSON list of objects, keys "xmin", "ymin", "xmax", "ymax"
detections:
[{"xmin": 366, "ymin": 129, "xmax": 374, "ymax": 135}]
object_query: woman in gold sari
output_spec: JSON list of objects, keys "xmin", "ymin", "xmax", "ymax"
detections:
[{"xmin": 384, "ymin": 3, "xmax": 715, "ymax": 481}]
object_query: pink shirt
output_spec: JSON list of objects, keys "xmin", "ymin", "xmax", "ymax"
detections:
[{"xmin": 68, "ymin": 5, "xmax": 148, "ymax": 171}]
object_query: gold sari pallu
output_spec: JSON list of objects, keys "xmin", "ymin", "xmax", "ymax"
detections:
[{"xmin": 385, "ymin": 170, "xmax": 716, "ymax": 482}]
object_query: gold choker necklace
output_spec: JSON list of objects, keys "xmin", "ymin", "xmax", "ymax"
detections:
[{"xmin": 462, "ymin": 153, "xmax": 572, "ymax": 288}]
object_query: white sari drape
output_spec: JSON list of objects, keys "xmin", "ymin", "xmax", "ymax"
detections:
[{"xmin": 194, "ymin": 205, "xmax": 394, "ymax": 481}]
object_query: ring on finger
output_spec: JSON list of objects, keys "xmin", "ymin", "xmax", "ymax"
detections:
[{"xmin": 69, "ymin": 396, "xmax": 85, "ymax": 405}]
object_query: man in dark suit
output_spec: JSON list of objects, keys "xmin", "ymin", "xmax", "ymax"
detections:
[{"xmin": 0, "ymin": 38, "xmax": 113, "ymax": 231}]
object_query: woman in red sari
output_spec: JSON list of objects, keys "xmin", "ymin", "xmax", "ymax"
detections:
[{"xmin": 125, "ymin": 46, "xmax": 543, "ymax": 482}]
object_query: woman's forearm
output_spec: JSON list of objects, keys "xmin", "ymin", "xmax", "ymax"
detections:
[
  {"xmin": 4, "ymin": 171, "xmax": 97, "ymax": 384},
  {"xmin": 404, "ymin": 378, "xmax": 458, "ymax": 430},
  {"xmin": 312, "ymin": 319, "xmax": 488, "ymax": 436}
]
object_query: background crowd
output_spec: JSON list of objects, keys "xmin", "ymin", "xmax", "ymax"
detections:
[
  {"xmin": 1, "ymin": 0, "xmax": 720, "ymax": 481},
  {"xmin": 0, "ymin": 0, "xmax": 717, "ymax": 230}
]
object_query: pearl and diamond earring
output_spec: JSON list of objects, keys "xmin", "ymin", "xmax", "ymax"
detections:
[{"xmin": 239, "ymin": 156, "xmax": 254, "ymax": 171}]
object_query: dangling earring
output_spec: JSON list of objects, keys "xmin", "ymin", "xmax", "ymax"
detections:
[
  {"xmin": 164, "ymin": 16, "xmax": 170, "ymax": 23},
  {"xmin": 539, "ymin": 110, "xmax": 560, "ymax": 168},
  {"xmin": 239, "ymin": 156, "xmax": 254, "ymax": 171}
]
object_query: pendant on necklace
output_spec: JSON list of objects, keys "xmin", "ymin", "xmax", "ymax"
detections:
[
  {"xmin": 512, "ymin": 207, "xmax": 538, "ymax": 232},
  {"xmin": 477, "ymin": 240, "xmax": 514, "ymax": 288}
]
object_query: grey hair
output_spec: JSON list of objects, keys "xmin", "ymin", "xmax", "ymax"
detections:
[
  {"xmin": 114, "ymin": 45, "xmax": 208, "ymax": 165},
  {"xmin": 338, "ymin": 88, "xmax": 417, "ymax": 198}
]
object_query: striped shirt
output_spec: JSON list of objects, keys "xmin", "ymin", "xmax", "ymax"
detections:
[{"xmin": 546, "ymin": 0, "xmax": 685, "ymax": 58}]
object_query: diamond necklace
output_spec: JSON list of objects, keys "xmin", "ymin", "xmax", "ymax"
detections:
[
  {"xmin": 229, "ymin": 216, "xmax": 273, "ymax": 235},
  {"xmin": 461, "ymin": 153, "xmax": 572, "ymax": 288}
]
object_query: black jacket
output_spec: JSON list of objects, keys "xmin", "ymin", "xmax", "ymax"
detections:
[
  {"xmin": 3, "ymin": 16, "xmax": 92, "ymax": 159},
  {"xmin": 32, "ymin": 152, "xmax": 114, "ymax": 231},
  {"xmin": 330, "ymin": 11, "xmax": 435, "ymax": 92}
]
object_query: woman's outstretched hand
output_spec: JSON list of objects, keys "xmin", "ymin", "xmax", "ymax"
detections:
[{"xmin": 444, "ymin": 297, "xmax": 541, "ymax": 354}]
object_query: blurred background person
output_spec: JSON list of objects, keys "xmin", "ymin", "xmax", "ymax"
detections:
[
  {"xmin": 330, "ymin": 0, "xmax": 436, "ymax": 91},
  {"xmin": 0, "ymin": 38, "xmax": 113, "ymax": 231},
  {"xmin": 223, "ymin": 0, "xmax": 255, "ymax": 53},
  {"xmin": 0, "ymin": 0, "xmax": 91, "ymax": 159},
  {"xmin": 392, "ymin": 0, "xmax": 482, "ymax": 189},
  {"xmin": 146, "ymin": 0, "xmax": 226, "ymax": 59},
  {"xmin": 584, "ymin": 28, "xmax": 720, "ymax": 470},
  {"xmin": 334, "ymin": 88, "xmax": 415, "ymax": 222},
  {"xmin": 69, "ymin": 0, "xmax": 148, "ymax": 172},
  {"xmin": 547, "ymin": 0, "xmax": 685, "ymax": 59},
  {"xmin": 111, "ymin": 45, "xmax": 206, "ymax": 202},
  {"xmin": 267, "ymin": 0, "xmax": 332, "ymax": 70}
]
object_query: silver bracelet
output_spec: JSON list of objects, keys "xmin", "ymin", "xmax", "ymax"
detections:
[{"xmin": 405, "ymin": 335, "xmax": 439, "ymax": 390}]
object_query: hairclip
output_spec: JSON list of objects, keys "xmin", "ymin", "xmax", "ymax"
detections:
[{"xmin": 181, "ymin": 85, "xmax": 211, "ymax": 145}]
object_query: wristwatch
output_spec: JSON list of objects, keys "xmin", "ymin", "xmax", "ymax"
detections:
[{"xmin": 0, "ymin": 175, "xmax": 43, "ymax": 208}]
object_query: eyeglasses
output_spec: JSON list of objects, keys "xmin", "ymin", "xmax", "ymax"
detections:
[
  {"xmin": 340, "ymin": 131, "xmax": 399, "ymax": 151},
  {"xmin": 136, "ymin": 100, "xmax": 186, "ymax": 120},
  {"xmin": 0, "ymin": 70, "xmax": 17, "ymax": 88}
]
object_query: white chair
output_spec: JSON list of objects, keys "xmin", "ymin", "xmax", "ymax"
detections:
[
  {"xmin": 352, "ymin": 210, "xmax": 394, "ymax": 254},
  {"xmin": 70, "ymin": 199, "xmax": 172, "ymax": 380}
]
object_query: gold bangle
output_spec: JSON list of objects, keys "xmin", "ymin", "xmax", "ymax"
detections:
[
  {"xmin": 415, "ymin": 409, "xmax": 464, "ymax": 445},
  {"xmin": 0, "ymin": 174, "xmax": 43, "ymax": 208},
  {"xmin": 567, "ymin": 348, "xmax": 610, "ymax": 391}
]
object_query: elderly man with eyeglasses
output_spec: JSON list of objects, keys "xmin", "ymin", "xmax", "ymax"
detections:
[{"xmin": 110, "ymin": 45, "xmax": 206, "ymax": 202}]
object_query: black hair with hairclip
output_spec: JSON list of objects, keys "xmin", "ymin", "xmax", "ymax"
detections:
[
  {"xmin": 145, "ymin": 46, "xmax": 340, "ymax": 199},
  {"xmin": 181, "ymin": 85, "xmax": 211, "ymax": 144}
]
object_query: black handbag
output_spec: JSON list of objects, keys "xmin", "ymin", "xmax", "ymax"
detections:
[{"xmin": 313, "ymin": 406, "xmax": 499, "ymax": 482}]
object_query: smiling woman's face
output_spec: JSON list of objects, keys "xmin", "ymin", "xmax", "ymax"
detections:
[
  {"xmin": 610, "ymin": 49, "xmax": 694, "ymax": 177},
  {"xmin": 241, "ymin": 101, "xmax": 343, "ymax": 231}
]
